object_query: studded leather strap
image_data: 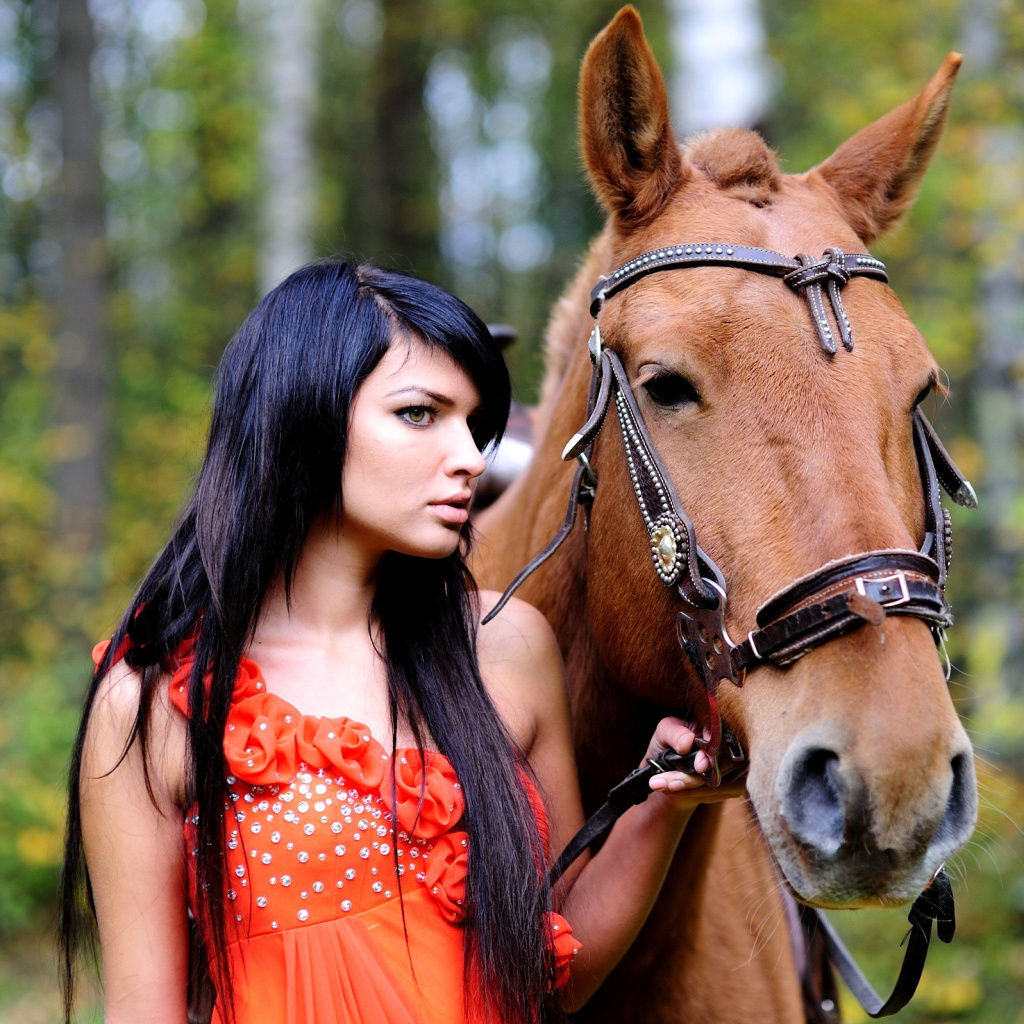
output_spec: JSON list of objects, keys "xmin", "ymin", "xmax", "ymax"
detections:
[{"xmin": 590, "ymin": 243, "xmax": 888, "ymax": 353}]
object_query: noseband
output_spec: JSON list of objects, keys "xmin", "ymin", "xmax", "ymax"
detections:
[{"xmin": 484, "ymin": 242, "xmax": 976, "ymax": 1020}]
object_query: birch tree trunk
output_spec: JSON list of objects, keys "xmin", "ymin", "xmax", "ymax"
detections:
[
  {"xmin": 257, "ymin": 0, "xmax": 318, "ymax": 294},
  {"xmin": 667, "ymin": 0, "xmax": 770, "ymax": 135},
  {"xmin": 960, "ymin": 0, "xmax": 1024, "ymax": 683}
]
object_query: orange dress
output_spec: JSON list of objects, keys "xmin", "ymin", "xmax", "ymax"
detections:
[{"xmin": 93, "ymin": 642, "xmax": 581, "ymax": 1024}]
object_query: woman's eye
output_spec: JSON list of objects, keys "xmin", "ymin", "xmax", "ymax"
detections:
[
  {"xmin": 400, "ymin": 406, "xmax": 434, "ymax": 425},
  {"xmin": 643, "ymin": 372, "xmax": 700, "ymax": 408}
]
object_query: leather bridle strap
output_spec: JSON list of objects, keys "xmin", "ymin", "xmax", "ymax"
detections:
[
  {"xmin": 481, "ymin": 460, "xmax": 592, "ymax": 627},
  {"xmin": 589, "ymin": 243, "xmax": 888, "ymax": 353},
  {"xmin": 731, "ymin": 550, "xmax": 954, "ymax": 673},
  {"xmin": 548, "ymin": 747, "xmax": 702, "ymax": 886},
  {"xmin": 799, "ymin": 868, "xmax": 956, "ymax": 1018}
]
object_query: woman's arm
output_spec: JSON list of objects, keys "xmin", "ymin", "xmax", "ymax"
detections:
[
  {"xmin": 478, "ymin": 595, "xmax": 739, "ymax": 1011},
  {"xmin": 79, "ymin": 662, "xmax": 191, "ymax": 1024}
]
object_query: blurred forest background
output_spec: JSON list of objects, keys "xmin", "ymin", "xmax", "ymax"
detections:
[{"xmin": 0, "ymin": 0, "xmax": 1022, "ymax": 1020}]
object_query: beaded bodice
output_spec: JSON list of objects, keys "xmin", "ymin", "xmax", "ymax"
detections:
[{"xmin": 169, "ymin": 656, "xmax": 472, "ymax": 938}]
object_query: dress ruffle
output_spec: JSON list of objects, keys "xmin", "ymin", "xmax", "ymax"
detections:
[
  {"xmin": 223, "ymin": 691, "xmax": 388, "ymax": 789},
  {"xmin": 170, "ymin": 653, "xmax": 466, "ymax": 844},
  {"xmin": 421, "ymin": 831, "xmax": 469, "ymax": 923},
  {"xmin": 381, "ymin": 748, "xmax": 465, "ymax": 840},
  {"xmin": 546, "ymin": 912, "xmax": 582, "ymax": 990}
]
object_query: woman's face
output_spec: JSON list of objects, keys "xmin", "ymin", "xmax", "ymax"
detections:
[{"xmin": 341, "ymin": 334, "xmax": 490, "ymax": 560}]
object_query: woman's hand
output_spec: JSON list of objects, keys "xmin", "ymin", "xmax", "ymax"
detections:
[
  {"xmin": 644, "ymin": 716, "xmax": 748, "ymax": 804},
  {"xmin": 643, "ymin": 716, "xmax": 710, "ymax": 794}
]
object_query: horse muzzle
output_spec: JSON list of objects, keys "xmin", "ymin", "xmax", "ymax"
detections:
[{"xmin": 759, "ymin": 718, "xmax": 977, "ymax": 907}]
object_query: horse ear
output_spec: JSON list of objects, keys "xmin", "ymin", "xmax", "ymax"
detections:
[
  {"xmin": 812, "ymin": 53, "xmax": 962, "ymax": 244},
  {"xmin": 579, "ymin": 6, "xmax": 687, "ymax": 224}
]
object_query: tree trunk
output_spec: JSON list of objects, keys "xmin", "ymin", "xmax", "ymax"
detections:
[
  {"xmin": 367, "ymin": 0, "xmax": 438, "ymax": 278},
  {"xmin": 257, "ymin": 0, "xmax": 318, "ymax": 294},
  {"xmin": 667, "ymin": 0, "xmax": 770, "ymax": 135},
  {"xmin": 51, "ymin": 0, "xmax": 109, "ymax": 586},
  {"xmin": 959, "ymin": 0, "xmax": 1024, "ymax": 692}
]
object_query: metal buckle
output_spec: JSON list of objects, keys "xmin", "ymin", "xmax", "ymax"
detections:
[
  {"xmin": 746, "ymin": 629, "xmax": 763, "ymax": 662},
  {"xmin": 855, "ymin": 571, "xmax": 910, "ymax": 607},
  {"xmin": 724, "ymin": 728, "xmax": 746, "ymax": 762},
  {"xmin": 576, "ymin": 451, "xmax": 597, "ymax": 488},
  {"xmin": 588, "ymin": 324, "xmax": 604, "ymax": 364},
  {"xmin": 702, "ymin": 579, "xmax": 737, "ymax": 650}
]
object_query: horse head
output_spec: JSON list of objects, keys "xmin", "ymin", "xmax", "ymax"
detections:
[{"xmin": 536, "ymin": 7, "xmax": 977, "ymax": 910}]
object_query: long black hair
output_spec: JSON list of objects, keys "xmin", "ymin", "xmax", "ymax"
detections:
[{"xmin": 59, "ymin": 260, "xmax": 557, "ymax": 1022}]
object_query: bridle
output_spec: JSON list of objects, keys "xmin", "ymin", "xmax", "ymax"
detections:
[
  {"xmin": 485, "ymin": 242, "xmax": 975, "ymax": 778},
  {"xmin": 483, "ymin": 241, "xmax": 977, "ymax": 1020}
]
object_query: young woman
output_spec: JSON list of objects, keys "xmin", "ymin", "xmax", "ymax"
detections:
[{"xmin": 59, "ymin": 260, "xmax": 721, "ymax": 1024}]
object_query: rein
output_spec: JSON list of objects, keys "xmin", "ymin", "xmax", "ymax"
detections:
[{"xmin": 483, "ymin": 243, "xmax": 976, "ymax": 1021}]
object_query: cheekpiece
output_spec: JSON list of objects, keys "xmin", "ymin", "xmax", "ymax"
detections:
[{"xmin": 612, "ymin": 381, "xmax": 689, "ymax": 587}]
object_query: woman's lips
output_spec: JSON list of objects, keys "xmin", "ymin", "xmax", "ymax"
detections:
[{"xmin": 429, "ymin": 502, "xmax": 470, "ymax": 525}]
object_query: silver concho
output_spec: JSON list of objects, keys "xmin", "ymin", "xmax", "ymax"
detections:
[{"xmin": 649, "ymin": 515, "xmax": 686, "ymax": 585}]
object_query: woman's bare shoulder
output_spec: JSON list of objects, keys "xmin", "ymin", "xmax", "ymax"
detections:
[
  {"xmin": 476, "ymin": 592, "xmax": 561, "ymax": 665},
  {"xmin": 85, "ymin": 659, "xmax": 187, "ymax": 808},
  {"xmin": 476, "ymin": 592, "xmax": 567, "ymax": 714}
]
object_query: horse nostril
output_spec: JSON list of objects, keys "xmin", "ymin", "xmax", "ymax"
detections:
[
  {"xmin": 928, "ymin": 751, "xmax": 978, "ymax": 857},
  {"xmin": 784, "ymin": 747, "xmax": 845, "ymax": 856}
]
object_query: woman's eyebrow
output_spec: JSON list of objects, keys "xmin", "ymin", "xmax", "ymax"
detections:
[{"xmin": 385, "ymin": 386, "xmax": 454, "ymax": 406}]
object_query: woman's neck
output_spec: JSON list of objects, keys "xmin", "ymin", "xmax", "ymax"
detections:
[{"xmin": 254, "ymin": 512, "xmax": 381, "ymax": 649}]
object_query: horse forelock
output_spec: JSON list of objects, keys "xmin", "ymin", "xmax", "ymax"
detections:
[{"xmin": 685, "ymin": 128, "xmax": 781, "ymax": 204}]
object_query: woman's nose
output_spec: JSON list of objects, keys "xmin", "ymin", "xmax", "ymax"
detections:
[{"xmin": 447, "ymin": 421, "xmax": 488, "ymax": 479}]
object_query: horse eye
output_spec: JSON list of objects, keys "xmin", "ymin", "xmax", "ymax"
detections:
[
  {"xmin": 913, "ymin": 382, "xmax": 934, "ymax": 408},
  {"xmin": 643, "ymin": 372, "xmax": 700, "ymax": 408}
]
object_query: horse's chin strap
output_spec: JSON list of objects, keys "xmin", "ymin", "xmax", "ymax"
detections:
[{"xmin": 797, "ymin": 866, "xmax": 956, "ymax": 1020}]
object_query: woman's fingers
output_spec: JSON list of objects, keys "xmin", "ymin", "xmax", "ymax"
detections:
[
  {"xmin": 645, "ymin": 716, "xmax": 712, "ymax": 775},
  {"xmin": 649, "ymin": 770, "xmax": 704, "ymax": 792}
]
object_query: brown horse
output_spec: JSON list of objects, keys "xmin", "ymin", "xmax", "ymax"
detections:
[{"xmin": 474, "ymin": 8, "xmax": 977, "ymax": 1023}]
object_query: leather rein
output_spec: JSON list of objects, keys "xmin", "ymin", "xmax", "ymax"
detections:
[{"xmin": 483, "ymin": 243, "xmax": 977, "ymax": 1020}]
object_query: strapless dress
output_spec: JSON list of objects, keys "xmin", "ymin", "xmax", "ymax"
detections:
[{"xmin": 92, "ymin": 640, "xmax": 581, "ymax": 1024}]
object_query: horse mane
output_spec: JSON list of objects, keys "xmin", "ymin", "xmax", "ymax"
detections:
[
  {"xmin": 536, "ymin": 128, "xmax": 780, "ymax": 424},
  {"xmin": 535, "ymin": 231, "xmax": 611, "ymax": 424}
]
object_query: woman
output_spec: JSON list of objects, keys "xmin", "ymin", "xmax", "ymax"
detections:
[{"xmin": 59, "ymin": 261, "xmax": 718, "ymax": 1024}]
